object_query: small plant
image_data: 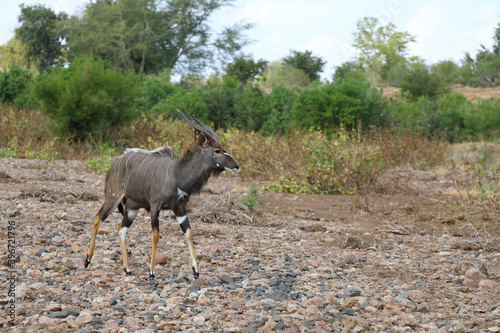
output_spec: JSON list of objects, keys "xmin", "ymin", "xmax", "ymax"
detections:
[
  {"xmin": 84, "ymin": 142, "xmax": 116, "ymax": 173},
  {"xmin": 241, "ymin": 182, "xmax": 264, "ymax": 209}
]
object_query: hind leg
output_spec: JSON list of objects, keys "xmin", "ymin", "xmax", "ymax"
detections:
[
  {"xmin": 118, "ymin": 207, "xmax": 137, "ymax": 276},
  {"xmin": 85, "ymin": 195, "xmax": 123, "ymax": 268},
  {"xmin": 148, "ymin": 208, "xmax": 161, "ymax": 280}
]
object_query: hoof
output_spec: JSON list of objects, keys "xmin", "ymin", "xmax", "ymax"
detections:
[
  {"xmin": 149, "ymin": 273, "xmax": 155, "ymax": 280},
  {"xmin": 84, "ymin": 255, "xmax": 90, "ymax": 268},
  {"xmin": 193, "ymin": 267, "xmax": 200, "ymax": 280},
  {"xmin": 123, "ymin": 268, "xmax": 132, "ymax": 276}
]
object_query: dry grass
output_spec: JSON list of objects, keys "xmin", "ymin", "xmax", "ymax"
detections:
[{"xmin": 0, "ymin": 104, "xmax": 450, "ymax": 195}]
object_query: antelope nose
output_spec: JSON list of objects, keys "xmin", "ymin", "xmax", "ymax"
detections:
[{"xmin": 233, "ymin": 164, "xmax": 239, "ymax": 171}]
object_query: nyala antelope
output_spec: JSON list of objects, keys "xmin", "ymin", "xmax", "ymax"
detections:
[{"xmin": 84, "ymin": 110, "xmax": 239, "ymax": 280}]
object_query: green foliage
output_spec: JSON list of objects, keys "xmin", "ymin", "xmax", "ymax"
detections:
[
  {"xmin": 137, "ymin": 73, "xmax": 175, "ymax": 114},
  {"xmin": 31, "ymin": 57, "xmax": 140, "ymax": 140},
  {"xmin": 261, "ymin": 85, "xmax": 296, "ymax": 134},
  {"xmin": 386, "ymin": 93, "xmax": 500, "ymax": 142},
  {"xmin": 292, "ymin": 77, "xmax": 387, "ymax": 130},
  {"xmin": 0, "ymin": 37, "xmax": 31, "ymax": 70},
  {"xmin": 333, "ymin": 61, "xmax": 367, "ymax": 81},
  {"xmin": 0, "ymin": 137, "xmax": 19, "ymax": 158},
  {"xmin": 282, "ymin": 50, "xmax": 326, "ymax": 82},
  {"xmin": 64, "ymin": 0, "xmax": 252, "ymax": 75},
  {"xmin": 431, "ymin": 60, "xmax": 460, "ymax": 86},
  {"xmin": 200, "ymin": 75, "xmax": 265, "ymax": 131},
  {"xmin": 260, "ymin": 61, "xmax": 311, "ymax": 91},
  {"xmin": 463, "ymin": 98, "xmax": 500, "ymax": 139},
  {"xmin": 352, "ymin": 17, "xmax": 416, "ymax": 83},
  {"xmin": 0, "ymin": 66, "xmax": 32, "ymax": 107},
  {"xmin": 152, "ymin": 87, "xmax": 209, "ymax": 121},
  {"xmin": 225, "ymin": 55, "xmax": 268, "ymax": 84},
  {"xmin": 399, "ymin": 62, "xmax": 449, "ymax": 101},
  {"xmin": 459, "ymin": 22, "xmax": 500, "ymax": 87},
  {"xmin": 241, "ymin": 182, "xmax": 264, "ymax": 209},
  {"xmin": 15, "ymin": 4, "xmax": 67, "ymax": 72},
  {"xmin": 84, "ymin": 142, "xmax": 116, "ymax": 172}
]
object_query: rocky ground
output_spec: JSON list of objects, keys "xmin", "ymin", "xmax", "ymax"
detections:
[{"xmin": 0, "ymin": 157, "xmax": 499, "ymax": 333}]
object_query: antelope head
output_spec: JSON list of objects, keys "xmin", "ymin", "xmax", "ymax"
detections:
[{"xmin": 178, "ymin": 110, "xmax": 239, "ymax": 172}]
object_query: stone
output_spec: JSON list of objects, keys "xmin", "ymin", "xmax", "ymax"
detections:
[
  {"xmin": 303, "ymin": 296, "xmax": 324, "ymax": 307},
  {"xmin": 66, "ymin": 307, "xmax": 81, "ymax": 317},
  {"xmin": 154, "ymin": 253, "xmax": 169, "ymax": 265},
  {"xmin": 75, "ymin": 311, "xmax": 92, "ymax": 325},
  {"xmin": 192, "ymin": 315, "xmax": 206, "ymax": 326},
  {"xmin": 273, "ymin": 321, "xmax": 285, "ymax": 330},
  {"xmin": 479, "ymin": 279, "xmax": 499, "ymax": 288},
  {"xmin": 220, "ymin": 274, "xmax": 234, "ymax": 284},
  {"xmin": 346, "ymin": 287, "xmax": 361, "ymax": 297},
  {"xmin": 39, "ymin": 315, "xmax": 56, "ymax": 325},
  {"xmin": 416, "ymin": 305, "xmax": 429, "ymax": 313},
  {"xmin": 192, "ymin": 278, "xmax": 207, "ymax": 286},
  {"xmin": 344, "ymin": 316, "xmax": 369, "ymax": 330},
  {"xmin": 52, "ymin": 310, "xmax": 69, "ymax": 319}
]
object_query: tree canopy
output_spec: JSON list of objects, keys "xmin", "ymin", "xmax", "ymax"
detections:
[
  {"xmin": 282, "ymin": 50, "xmax": 326, "ymax": 82},
  {"xmin": 352, "ymin": 17, "xmax": 416, "ymax": 83},
  {"xmin": 15, "ymin": 4, "xmax": 67, "ymax": 72},
  {"xmin": 224, "ymin": 54, "xmax": 267, "ymax": 84},
  {"xmin": 64, "ymin": 0, "xmax": 252, "ymax": 75}
]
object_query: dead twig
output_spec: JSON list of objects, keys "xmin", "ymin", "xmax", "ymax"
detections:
[{"xmin": 376, "ymin": 220, "xmax": 414, "ymax": 235}]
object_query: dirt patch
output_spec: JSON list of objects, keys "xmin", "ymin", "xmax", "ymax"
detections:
[{"xmin": 18, "ymin": 189, "xmax": 99, "ymax": 203}]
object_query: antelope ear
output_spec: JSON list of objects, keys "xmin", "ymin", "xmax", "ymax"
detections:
[{"xmin": 195, "ymin": 131, "xmax": 210, "ymax": 149}]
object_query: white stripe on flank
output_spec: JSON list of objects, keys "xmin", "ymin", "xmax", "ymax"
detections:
[
  {"xmin": 119, "ymin": 227, "xmax": 128, "ymax": 242},
  {"xmin": 176, "ymin": 215, "xmax": 187, "ymax": 224},
  {"xmin": 134, "ymin": 154, "xmax": 151, "ymax": 178}
]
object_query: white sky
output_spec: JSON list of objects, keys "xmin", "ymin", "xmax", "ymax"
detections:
[{"xmin": 1, "ymin": 0, "xmax": 498, "ymax": 79}]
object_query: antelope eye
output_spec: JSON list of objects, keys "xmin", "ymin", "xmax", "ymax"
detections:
[{"xmin": 214, "ymin": 149, "xmax": 221, "ymax": 154}]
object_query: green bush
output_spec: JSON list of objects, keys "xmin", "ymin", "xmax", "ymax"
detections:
[
  {"xmin": 200, "ymin": 75, "xmax": 265, "ymax": 131},
  {"xmin": 388, "ymin": 93, "xmax": 477, "ymax": 142},
  {"xmin": 291, "ymin": 78, "xmax": 387, "ymax": 130},
  {"xmin": 31, "ymin": 57, "xmax": 140, "ymax": 140},
  {"xmin": 138, "ymin": 74, "xmax": 176, "ymax": 114},
  {"xmin": 463, "ymin": 98, "xmax": 500, "ymax": 139},
  {"xmin": 152, "ymin": 87, "xmax": 209, "ymax": 122},
  {"xmin": 431, "ymin": 60, "xmax": 460, "ymax": 86},
  {"xmin": 0, "ymin": 66, "xmax": 32, "ymax": 107},
  {"xmin": 261, "ymin": 85, "xmax": 296, "ymax": 134},
  {"xmin": 399, "ymin": 63, "xmax": 449, "ymax": 101}
]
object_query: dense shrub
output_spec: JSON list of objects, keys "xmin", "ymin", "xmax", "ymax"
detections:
[
  {"xmin": 200, "ymin": 76, "xmax": 265, "ymax": 131},
  {"xmin": 399, "ymin": 63, "xmax": 449, "ymax": 101},
  {"xmin": 261, "ymin": 85, "xmax": 296, "ymax": 134},
  {"xmin": 30, "ymin": 57, "xmax": 140, "ymax": 139},
  {"xmin": 152, "ymin": 87, "xmax": 209, "ymax": 122},
  {"xmin": 137, "ymin": 74, "xmax": 176, "ymax": 114},
  {"xmin": 463, "ymin": 98, "xmax": 500, "ymax": 139},
  {"xmin": 291, "ymin": 78, "xmax": 387, "ymax": 131},
  {"xmin": 0, "ymin": 66, "xmax": 32, "ymax": 107}
]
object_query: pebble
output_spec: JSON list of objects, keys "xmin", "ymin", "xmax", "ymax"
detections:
[
  {"xmin": 219, "ymin": 274, "xmax": 234, "ymax": 284},
  {"xmin": 52, "ymin": 310, "xmax": 69, "ymax": 318}
]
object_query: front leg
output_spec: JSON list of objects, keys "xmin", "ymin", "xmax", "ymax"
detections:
[{"xmin": 175, "ymin": 214, "xmax": 199, "ymax": 279}]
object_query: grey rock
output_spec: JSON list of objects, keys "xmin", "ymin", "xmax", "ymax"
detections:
[
  {"xmin": 273, "ymin": 321, "xmax": 285, "ymax": 330},
  {"xmin": 52, "ymin": 310, "xmax": 69, "ymax": 319},
  {"xmin": 346, "ymin": 287, "xmax": 361, "ymax": 297},
  {"xmin": 220, "ymin": 274, "xmax": 234, "ymax": 284}
]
